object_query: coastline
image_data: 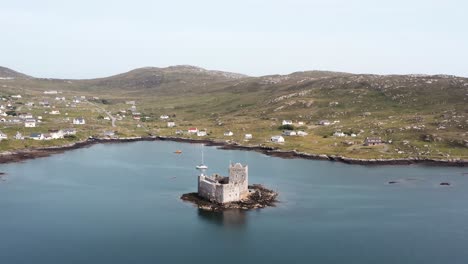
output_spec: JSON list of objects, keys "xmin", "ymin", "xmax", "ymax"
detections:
[{"xmin": 0, "ymin": 136, "xmax": 466, "ymax": 167}]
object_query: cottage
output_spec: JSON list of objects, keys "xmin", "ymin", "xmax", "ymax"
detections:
[
  {"xmin": 44, "ymin": 90, "xmax": 58, "ymax": 94},
  {"xmin": 270, "ymin": 135, "xmax": 285, "ymax": 143},
  {"xmin": 132, "ymin": 114, "xmax": 141, "ymax": 120},
  {"xmin": 11, "ymin": 95, "xmax": 22, "ymax": 99},
  {"xmin": 297, "ymin": 121, "xmax": 305, "ymax": 126},
  {"xmin": 319, "ymin": 120, "xmax": 331, "ymax": 126},
  {"xmin": 48, "ymin": 130, "xmax": 64, "ymax": 139},
  {"xmin": 244, "ymin": 134, "xmax": 253, "ymax": 140},
  {"xmin": 24, "ymin": 119, "xmax": 36, "ymax": 128},
  {"xmin": 14, "ymin": 132, "xmax": 24, "ymax": 140},
  {"xmin": 103, "ymin": 116, "xmax": 110, "ymax": 120},
  {"xmin": 50, "ymin": 110, "xmax": 60, "ymax": 115},
  {"xmin": 167, "ymin": 121, "xmax": 176, "ymax": 128},
  {"xmin": 61, "ymin": 128, "xmax": 77, "ymax": 136},
  {"xmin": 333, "ymin": 131, "xmax": 346, "ymax": 137},
  {"xmin": 297, "ymin": 131, "xmax": 308, "ymax": 136},
  {"xmin": 160, "ymin": 115, "xmax": 170, "ymax": 120},
  {"xmin": 29, "ymin": 133, "xmax": 44, "ymax": 140},
  {"xmin": 25, "ymin": 102, "xmax": 34, "ymax": 107},
  {"xmin": 73, "ymin": 117, "xmax": 85, "ymax": 125},
  {"xmin": 125, "ymin": 101, "xmax": 135, "ymax": 105},
  {"xmin": 188, "ymin": 128, "xmax": 198, "ymax": 134},
  {"xmin": 364, "ymin": 137, "xmax": 383, "ymax": 146},
  {"xmin": 224, "ymin": 131, "xmax": 234, "ymax": 136},
  {"xmin": 282, "ymin": 120, "xmax": 293, "ymax": 126},
  {"xmin": 197, "ymin": 131, "xmax": 207, "ymax": 137},
  {"xmin": 283, "ymin": 130, "xmax": 297, "ymax": 136},
  {"xmin": 19, "ymin": 113, "xmax": 34, "ymax": 119},
  {"xmin": 0, "ymin": 131, "xmax": 7, "ymax": 140}
]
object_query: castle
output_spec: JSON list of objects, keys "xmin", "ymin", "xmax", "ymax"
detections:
[{"xmin": 197, "ymin": 163, "xmax": 249, "ymax": 204}]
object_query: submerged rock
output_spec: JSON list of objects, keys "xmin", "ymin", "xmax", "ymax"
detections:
[
  {"xmin": 440, "ymin": 182, "xmax": 451, "ymax": 186},
  {"xmin": 181, "ymin": 184, "xmax": 278, "ymax": 211}
]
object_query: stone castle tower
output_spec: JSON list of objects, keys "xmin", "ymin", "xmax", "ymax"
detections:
[{"xmin": 197, "ymin": 163, "xmax": 249, "ymax": 204}]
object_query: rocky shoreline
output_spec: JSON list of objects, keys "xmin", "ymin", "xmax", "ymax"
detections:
[
  {"xmin": 181, "ymin": 184, "xmax": 278, "ymax": 211},
  {"xmin": 0, "ymin": 135, "xmax": 466, "ymax": 166}
]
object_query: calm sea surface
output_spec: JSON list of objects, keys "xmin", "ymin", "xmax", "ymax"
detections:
[{"xmin": 0, "ymin": 141, "xmax": 467, "ymax": 264}]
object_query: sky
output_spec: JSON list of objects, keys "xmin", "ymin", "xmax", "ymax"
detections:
[{"xmin": 1, "ymin": 0, "xmax": 467, "ymax": 79}]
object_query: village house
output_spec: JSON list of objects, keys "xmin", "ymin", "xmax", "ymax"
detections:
[
  {"xmin": 283, "ymin": 130, "xmax": 297, "ymax": 136},
  {"xmin": 282, "ymin": 120, "xmax": 293, "ymax": 126},
  {"xmin": 24, "ymin": 119, "xmax": 36, "ymax": 128},
  {"xmin": 29, "ymin": 133, "xmax": 44, "ymax": 140},
  {"xmin": 167, "ymin": 121, "xmax": 176, "ymax": 128},
  {"xmin": 224, "ymin": 131, "xmax": 234, "ymax": 136},
  {"xmin": 188, "ymin": 127, "xmax": 198, "ymax": 134},
  {"xmin": 197, "ymin": 130, "xmax": 207, "ymax": 137},
  {"xmin": 11, "ymin": 95, "xmax": 22, "ymax": 99},
  {"xmin": 270, "ymin": 135, "xmax": 285, "ymax": 143},
  {"xmin": 319, "ymin": 120, "xmax": 331, "ymax": 126},
  {"xmin": 25, "ymin": 102, "xmax": 34, "ymax": 107},
  {"xmin": 297, "ymin": 131, "xmax": 308, "ymax": 136},
  {"xmin": 62, "ymin": 128, "xmax": 77, "ymax": 136},
  {"xmin": 55, "ymin": 97, "xmax": 66, "ymax": 101},
  {"xmin": 244, "ymin": 134, "xmax": 253, "ymax": 140},
  {"xmin": 125, "ymin": 101, "xmax": 135, "ymax": 105},
  {"xmin": 50, "ymin": 110, "xmax": 60, "ymax": 115},
  {"xmin": 0, "ymin": 131, "xmax": 7, "ymax": 140},
  {"xmin": 160, "ymin": 115, "xmax": 170, "ymax": 120},
  {"xmin": 364, "ymin": 137, "xmax": 383, "ymax": 146},
  {"xmin": 44, "ymin": 90, "xmax": 58, "ymax": 94},
  {"xmin": 132, "ymin": 114, "xmax": 141, "ymax": 120},
  {"xmin": 42, "ymin": 133, "xmax": 53, "ymax": 140},
  {"xmin": 297, "ymin": 121, "xmax": 305, "ymax": 126},
  {"xmin": 15, "ymin": 132, "xmax": 24, "ymax": 140},
  {"xmin": 48, "ymin": 130, "xmax": 64, "ymax": 139},
  {"xmin": 333, "ymin": 131, "xmax": 346, "ymax": 137},
  {"xmin": 175, "ymin": 130, "xmax": 183, "ymax": 135},
  {"xmin": 73, "ymin": 117, "xmax": 86, "ymax": 125},
  {"xmin": 103, "ymin": 116, "xmax": 110, "ymax": 120}
]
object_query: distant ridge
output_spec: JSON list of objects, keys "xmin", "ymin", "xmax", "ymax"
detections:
[{"xmin": 0, "ymin": 66, "xmax": 31, "ymax": 79}]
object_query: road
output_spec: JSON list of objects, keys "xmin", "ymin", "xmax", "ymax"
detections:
[{"xmin": 87, "ymin": 101, "xmax": 116, "ymax": 127}]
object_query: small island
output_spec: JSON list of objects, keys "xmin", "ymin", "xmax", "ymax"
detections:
[{"xmin": 181, "ymin": 162, "xmax": 278, "ymax": 211}]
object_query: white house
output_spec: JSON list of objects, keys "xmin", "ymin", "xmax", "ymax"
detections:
[
  {"xmin": 14, "ymin": 131, "xmax": 24, "ymax": 140},
  {"xmin": 11, "ymin": 95, "xmax": 22, "ymax": 99},
  {"xmin": 160, "ymin": 115, "xmax": 170, "ymax": 120},
  {"xmin": 0, "ymin": 131, "xmax": 7, "ymax": 140},
  {"xmin": 167, "ymin": 121, "xmax": 176, "ymax": 128},
  {"xmin": 333, "ymin": 131, "xmax": 346, "ymax": 137},
  {"xmin": 24, "ymin": 119, "xmax": 36, "ymax": 128},
  {"xmin": 188, "ymin": 127, "xmax": 198, "ymax": 134},
  {"xmin": 244, "ymin": 134, "xmax": 253, "ymax": 140},
  {"xmin": 282, "ymin": 120, "xmax": 293, "ymax": 126},
  {"xmin": 103, "ymin": 116, "xmax": 110, "ymax": 120},
  {"xmin": 197, "ymin": 131, "xmax": 207, "ymax": 137},
  {"xmin": 270, "ymin": 135, "xmax": 285, "ymax": 143},
  {"xmin": 224, "ymin": 131, "xmax": 234, "ymax": 136},
  {"xmin": 44, "ymin": 90, "xmax": 58, "ymax": 94},
  {"xmin": 25, "ymin": 102, "xmax": 34, "ymax": 107},
  {"xmin": 48, "ymin": 130, "xmax": 64, "ymax": 139},
  {"xmin": 297, "ymin": 131, "xmax": 309, "ymax": 136},
  {"xmin": 319, "ymin": 120, "xmax": 331, "ymax": 126},
  {"xmin": 283, "ymin": 130, "xmax": 297, "ymax": 136},
  {"xmin": 297, "ymin": 121, "xmax": 305, "ymax": 126},
  {"xmin": 50, "ymin": 110, "xmax": 60, "ymax": 115},
  {"xmin": 73, "ymin": 117, "xmax": 86, "ymax": 125},
  {"xmin": 62, "ymin": 128, "xmax": 77, "ymax": 136},
  {"xmin": 19, "ymin": 113, "xmax": 33, "ymax": 119}
]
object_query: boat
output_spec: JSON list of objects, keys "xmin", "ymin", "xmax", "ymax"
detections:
[
  {"xmin": 195, "ymin": 145, "xmax": 208, "ymax": 170},
  {"xmin": 174, "ymin": 150, "xmax": 182, "ymax": 154}
]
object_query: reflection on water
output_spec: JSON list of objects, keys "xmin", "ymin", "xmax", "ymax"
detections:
[{"xmin": 197, "ymin": 209, "xmax": 247, "ymax": 228}]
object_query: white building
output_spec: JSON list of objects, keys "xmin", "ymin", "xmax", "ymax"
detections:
[
  {"xmin": 50, "ymin": 110, "xmax": 60, "ymax": 115},
  {"xmin": 14, "ymin": 132, "xmax": 24, "ymax": 140},
  {"xmin": 297, "ymin": 121, "xmax": 305, "ymax": 126},
  {"xmin": 244, "ymin": 134, "xmax": 253, "ymax": 140},
  {"xmin": 44, "ymin": 90, "xmax": 58, "ymax": 94},
  {"xmin": 160, "ymin": 115, "xmax": 170, "ymax": 120},
  {"xmin": 319, "ymin": 120, "xmax": 331, "ymax": 126},
  {"xmin": 167, "ymin": 121, "xmax": 176, "ymax": 128},
  {"xmin": 197, "ymin": 131, "xmax": 207, "ymax": 137},
  {"xmin": 24, "ymin": 119, "xmax": 36, "ymax": 128},
  {"xmin": 11, "ymin": 95, "xmax": 22, "ymax": 99},
  {"xmin": 283, "ymin": 130, "xmax": 297, "ymax": 136},
  {"xmin": 297, "ymin": 131, "xmax": 309, "ymax": 136},
  {"xmin": 49, "ymin": 130, "xmax": 64, "ymax": 139},
  {"xmin": 282, "ymin": 120, "xmax": 293, "ymax": 126},
  {"xmin": 0, "ymin": 131, "xmax": 7, "ymax": 140},
  {"xmin": 270, "ymin": 135, "xmax": 285, "ymax": 143},
  {"xmin": 333, "ymin": 131, "xmax": 346, "ymax": 137},
  {"xmin": 30, "ymin": 133, "xmax": 44, "ymax": 140},
  {"xmin": 73, "ymin": 117, "xmax": 86, "ymax": 125},
  {"xmin": 224, "ymin": 131, "xmax": 234, "ymax": 136}
]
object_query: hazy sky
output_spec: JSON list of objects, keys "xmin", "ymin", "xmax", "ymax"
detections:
[{"xmin": 1, "ymin": 0, "xmax": 467, "ymax": 79}]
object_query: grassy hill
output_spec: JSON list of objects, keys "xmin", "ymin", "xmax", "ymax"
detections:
[{"xmin": 0, "ymin": 65, "xmax": 467, "ymax": 160}]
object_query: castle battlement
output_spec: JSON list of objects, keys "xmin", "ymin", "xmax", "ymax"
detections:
[{"xmin": 197, "ymin": 163, "xmax": 249, "ymax": 204}]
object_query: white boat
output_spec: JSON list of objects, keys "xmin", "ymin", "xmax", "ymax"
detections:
[{"xmin": 196, "ymin": 145, "xmax": 208, "ymax": 170}]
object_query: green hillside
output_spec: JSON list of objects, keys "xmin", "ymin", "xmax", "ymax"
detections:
[{"xmin": 0, "ymin": 65, "xmax": 467, "ymax": 160}]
